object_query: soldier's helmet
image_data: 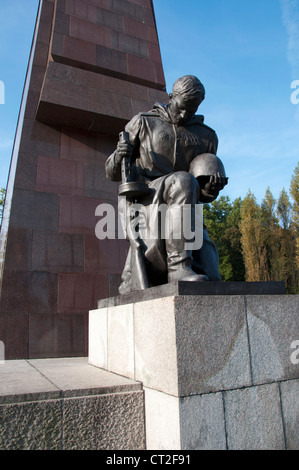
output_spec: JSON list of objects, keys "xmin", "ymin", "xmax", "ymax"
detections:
[{"xmin": 189, "ymin": 153, "xmax": 226, "ymax": 178}]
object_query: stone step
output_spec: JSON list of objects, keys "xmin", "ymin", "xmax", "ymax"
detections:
[{"xmin": 0, "ymin": 357, "xmax": 145, "ymax": 450}]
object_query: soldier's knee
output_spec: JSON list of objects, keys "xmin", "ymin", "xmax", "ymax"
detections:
[
  {"xmin": 164, "ymin": 171, "xmax": 199, "ymax": 203},
  {"xmin": 173, "ymin": 171, "xmax": 198, "ymax": 192}
]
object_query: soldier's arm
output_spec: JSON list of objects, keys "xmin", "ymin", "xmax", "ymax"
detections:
[
  {"xmin": 105, "ymin": 114, "xmax": 142, "ymax": 182},
  {"xmin": 209, "ymin": 131, "xmax": 218, "ymax": 155}
]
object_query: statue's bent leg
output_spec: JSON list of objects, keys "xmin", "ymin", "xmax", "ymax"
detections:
[{"xmin": 162, "ymin": 171, "xmax": 208, "ymax": 282}]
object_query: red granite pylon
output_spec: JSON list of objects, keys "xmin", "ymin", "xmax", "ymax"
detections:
[{"xmin": 0, "ymin": 0, "xmax": 167, "ymax": 359}]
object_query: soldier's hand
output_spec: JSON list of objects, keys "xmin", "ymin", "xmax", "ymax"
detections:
[
  {"xmin": 115, "ymin": 141, "xmax": 133, "ymax": 165},
  {"xmin": 207, "ymin": 173, "xmax": 229, "ymax": 192}
]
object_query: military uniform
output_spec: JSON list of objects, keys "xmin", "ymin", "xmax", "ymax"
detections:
[
  {"xmin": 106, "ymin": 102, "xmax": 218, "ymax": 182},
  {"xmin": 105, "ymin": 102, "xmax": 221, "ymax": 294}
]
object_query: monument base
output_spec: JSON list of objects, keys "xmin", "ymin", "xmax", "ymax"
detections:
[
  {"xmin": 0, "ymin": 358, "xmax": 145, "ymax": 450},
  {"xmin": 89, "ymin": 281, "xmax": 299, "ymax": 450}
]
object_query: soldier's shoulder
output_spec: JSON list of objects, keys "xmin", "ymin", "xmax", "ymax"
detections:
[
  {"xmin": 195, "ymin": 116, "xmax": 216, "ymax": 134},
  {"xmin": 190, "ymin": 115, "xmax": 216, "ymax": 134},
  {"xmin": 200, "ymin": 122, "xmax": 217, "ymax": 134}
]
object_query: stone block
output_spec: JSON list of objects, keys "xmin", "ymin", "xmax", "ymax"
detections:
[
  {"xmin": 65, "ymin": 0, "xmax": 98, "ymax": 22},
  {"xmin": 60, "ymin": 127, "xmax": 102, "ymax": 163},
  {"xmin": 179, "ymin": 392, "xmax": 226, "ymax": 450},
  {"xmin": 96, "ymin": 44, "xmax": 128, "ymax": 75},
  {"xmin": 54, "ymin": 11, "xmax": 70, "ymax": 35},
  {"xmin": 32, "ymin": 231, "xmax": 84, "ymax": 273},
  {"xmin": 134, "ymin": 295, "xmax": 251, "ymax": 396},
  {"xmin": 84, "ymin": 161, "xmax": 119, "ymax": 199},
  {"xmin": 143, "ymin": 5, "xmax": 155, "ymax": 26},
  {"xmin": 29, "ymin": 313, "xmax": 87, "ymax": 358},
  {"xmin": 280, "ymin": 379, "xmax": 299, "ymax": 450},
  {"xmin": 84, "ymin": 236, "xmax": 129, "ymax": 274},
  {"xmin": 36, "ymin": 61, "xmax": 166, "ymax": 132},
  {"xmin": 127, "ymin": 54, "xmax": 156, "ymax": 85},
  {"xmin": 154, "ymin": 62, "xmax": 166, "ymax": 87},
  {"xmin": 14, "ymin": 153, "xmax": 37, "ymax": 191},
  {"xmin": 37, "ymin": 19, "xmax": 53, "ymax": 45},
  {"xmin": 51, "ymin": 30, "xmax": 64, "ymax": 57},
  {"xmin": 130, "ymin": 0, "xmax": 152, "ymax": 10},
  {"xmin": 62, "ymin": 391, "xmax": 145, "ymax": 450},
  {"xmin": 10, "ymin": 189, "xmax": 59, "ymax": 232},
  {"xmin": 0, "ymin": 358, "xmax": 145, "ymax": 450},
  {"xmin": 148, "ymin": 42, "xmax": 162, "ymax": 63},
  {"xmin": 246, "ymin": 295, "xmax": 299, "ymax": 384},
  {"xmin": 0, "ymin": 314, "xmax": 29, "ymax": 360},
  {"xmin": 4, "ymin": 228, "xmax": 32, "ymax": 271},
  {"xmin": 36, "ymin": 155, "xmax": 85, "ymax": 196},
  {"xmin": 70, "ymin": 16, "xmax": 111, "ymax": 48},
  {"xmin": 32, "ymin": 41, "xmax": 50, "ymax": 69},
  {"xmin": 144, "ymin": 387, "xmax": 226, "ymax": 450},
  {"xmin": 90, "ymin": 294, "xmax": 252, "ymax": 396},
  {"xmin": 108, "ymin": 303, "xmax": 135, "ymax": 379},
  {"xmin": 97, "ymin": 281, "xmax": 286, "ymax": 308},
  {"xmin": 58, "ymin": 273, "xmax": 109, "ymax": 313},
  {"xmin": 89, "ymin": 289, "xmax": 299, "ymax": 450},
  {"xmin": 0, "ymin": 399, "xmax": 61, "ymax": 450},
  {"xmin": 111, "ymin": 31, "xmax": 149, "ymax": 59},
  {"xmin": 110, "ymin": 0, "xmax": 144, "ymax": 21},
  {"xmin": 19, "ymin": 120, "xmax": 61, "ymax": 158},
  {"xmin": 24, "ymin": 91, "xmax": 40, "ymax": 120},
  {"xmin": 0, "ymin": 270, "xmax": 58, "ymax": 315},
  {"xmin": 28, "ymin": 357, "xmax": 142, "ymax": 396},
  {"xmin": 0, "ymin": 360, "xmax": 59, "ymax": 404},
  {"xmin": 62, "ymin": 35, "xmax": 97, "ymax": 65},
  {"xmin": 224, "ymin": 383, "xmax": 285, "ymax": 450},
  {"xmin": 40, "ymin": 0, "xmax": 55, "ymax": 24},
  {"xmin": 144, "ymin": 387, "xmax": 181, "ymax": 450},
  {"xmin": 59, "ymin": 194, "xmax": 105, "ymax": 235},
  {"xmin": 123, "ymin": 16, "xmax": 156, "ymax": 42},
  {"xmin": 89, "ymin": 308, "xmax": 108, "ymax": 369},
  {"xmin": 96, "ymin": 7, "xmax": 124, "ymax": 32},
  {"xmin": 37, "ymin": 63, "xmax": 135, "ymax": 128},
  {"xmin": 134, "ymin": 298, "xmax": 179, "ymax": 395}
]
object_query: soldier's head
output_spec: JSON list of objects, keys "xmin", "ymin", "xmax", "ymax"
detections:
[{"xmin": 168, "ymin": 75, "xmax": 205, "ymax": 125}]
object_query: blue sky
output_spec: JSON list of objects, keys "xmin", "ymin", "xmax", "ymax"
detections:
[
  {"xmin": 0, "ymin": 0, "xmax": 39, "ymax": 188},
  {"xmin": 0, "ymin": 0, "xmax": 298, "ymax": 204}
]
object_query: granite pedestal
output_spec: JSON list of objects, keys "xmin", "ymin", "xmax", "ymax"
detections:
[
  {"xmin": 0, "ymin": 358, "xmax": 145, "ymax": 450},
  {"xmin": 89, "ymin": 281, "xmax": 299, "ymax": 450}
]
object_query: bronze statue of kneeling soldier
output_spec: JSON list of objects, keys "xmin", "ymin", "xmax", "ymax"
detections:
[{"xmin": 105, "ymin": 75, "xmax": 228, "ymax": 294}]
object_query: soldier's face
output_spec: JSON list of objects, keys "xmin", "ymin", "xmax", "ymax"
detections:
[{"xmin": 169, "ymin": 94, "xmax": 202, "ymax": 125}]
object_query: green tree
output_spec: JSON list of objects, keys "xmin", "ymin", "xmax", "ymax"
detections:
[
  {"xmin": 220, "ymin": 197, "xmax": 245, "ymax": 281},
  {"xmin": 240, "ymin": 190, "xmax": 269, "ymax": 281},
  {"xmin": 260, "ymin": 187, "xmax": 280, "ymax": 281},
  {"xmin": 290, "ymin": 161, "xmax": 299, "ymax": 269},
  {"xmin": 203, "ymin": 195, "xmax": 245, "ymax": 281},
  {"xmin": 277, "ymin": 188, "xmax": 292, "ymax": 230},
  {"xmin": 276, "ymin": 188, "xmax": 297, "ymax": 293}
]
